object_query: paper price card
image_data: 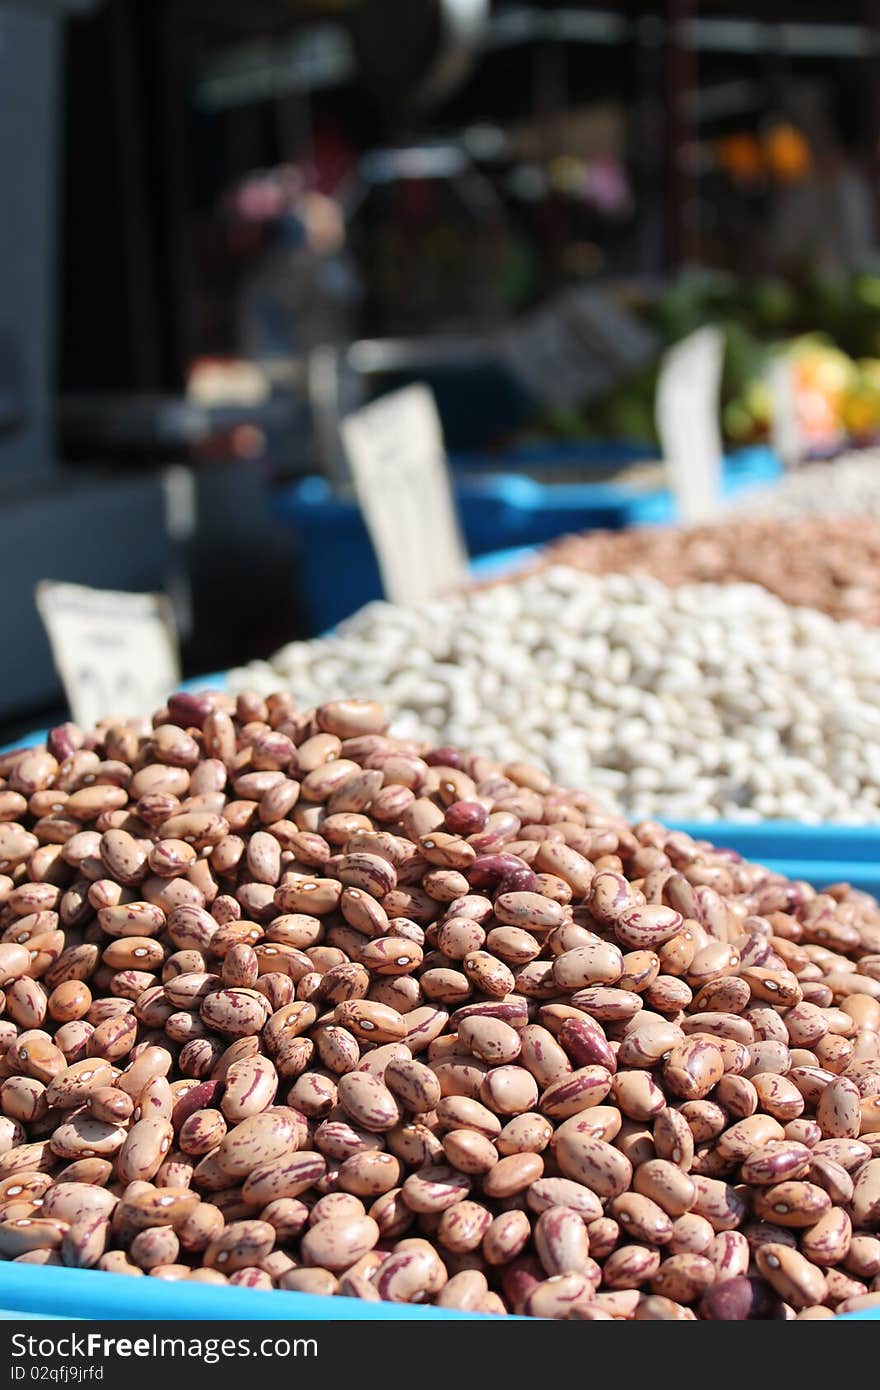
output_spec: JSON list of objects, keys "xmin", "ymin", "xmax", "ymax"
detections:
[
  {"xmin": 769, "ymin": 354, "xmax": 802, "ymax": 470},
  {"xmin": 341, "ymin": 384, "xmax": 468, "ymax": 606},
  {"xmin": 656, "ymin": 325, "xmax": 725, "ymax": 524},
  {"xmin": 35, "ymin": 581, "xmax": 181, "ymax": 729}
]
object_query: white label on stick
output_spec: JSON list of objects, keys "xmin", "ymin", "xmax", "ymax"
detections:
[
  {"xmin": 769, "ymin": 354, "xmax": 802, "ymax": 469},
  {"xmin": 656, "ymin": 325, "xmax": 725, "ymax": 524},
  {"xmin": 341, "ymin": 384, "xmax": 468, "ymax": 606},
  {"xmin": 35, "ymin": 581, "xmax": 181, "ymax": 729}
]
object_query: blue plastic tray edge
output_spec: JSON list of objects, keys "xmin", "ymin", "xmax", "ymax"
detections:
[
  {"xmin": 0, "ymin": 1260, "xmax": 871, "ymax": 1320},
  {"xmin": 0, "ymin": 1262, "xmax": 492, "ymax": 1321}
]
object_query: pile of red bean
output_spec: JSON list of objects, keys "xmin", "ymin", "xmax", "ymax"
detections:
[
  {"xmin": 541, "ymin": 515, "xmax": 880, "ymax": 627},
  {"xmin": 0, "ymin": 690, "xmax": 879, "ymax": 1319}
]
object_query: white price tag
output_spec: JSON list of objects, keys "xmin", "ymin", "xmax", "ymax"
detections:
[
  {"xmin": 35, "ymin": 581, "xmax": 181, "ymax": 729},
  {"xmin": 769, "ymin": 355, "xmax": 802, "ymax": 469},
  {"xmin": 341, "ymin": 384, "xmax": 468, "ymax": 606},
  {"xmin": 656, "ymin": 326, "xmax": 725, "ymax": 524}
]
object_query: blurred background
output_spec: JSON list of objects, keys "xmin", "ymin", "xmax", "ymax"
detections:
[{"xmin": 4, "ymin": 0, "xmax": 880, "ymax": 740}]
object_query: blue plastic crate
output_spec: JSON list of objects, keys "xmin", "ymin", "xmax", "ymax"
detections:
[
  {"xmin": 448, "ymin": 438, "xmax": 652, "ymax": 474},
  {"xmin": 273, "ymin": 474, "xmax": 648, "ymax": 635},
  {"xmin": 275, "ymin": 447, "xmax": 781, "ymax": 633},
  {"xmin": 449, "ymin": 442, "xmax": 782, "ymax": 509},
  {"xmin": 671, "ymin": 821, "xmax": 880, "ymax": 899}
]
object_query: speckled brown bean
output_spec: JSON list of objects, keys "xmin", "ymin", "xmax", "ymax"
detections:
[
  {"xmin": 611, "ymin": 1192, "xmax": 674, "ymax": 1246},
  {"xmin": 383, "ymin": 1058, "xmax": 441, "ymax": 1113},
  {"xmin": 478, "ymin": 1066, "xmax": 539, "ymax": 1117},
  {"xmin": 358, "ymin": 937, "xmax": 423, "ymax": 977},
  {"xmin": 241, "ymin": 1151, "xmax": 326, "ymax": 1206},
  {"xmin": 300, "ymin": 1215, "xmax": 379, "ymax": 1272},
  {"xmin": 435, "ymin": 1270, "xmax": 489, "ymax": 1311},
  {"xmin": 714, "ymin": 1115, "xmax": 785, "ymax": 1163},
  {"xmin": 219, "ymin": 1108, "xmax": 303, "ymax": 1178},
  {"xmin": 667, "ymin": 1214, "xmax": 714, "ymax": 1256},
  {"xmin": 850, "ymin": 1158, "xmax": 880, "ymax": 1227},
  {"xmin": 651, "ymin": 1254, "xmax": 715, "ymax": 1304},
  {"xmin": 457, "ymin": 1016, "xmax": 521, "ymax": 1065},
  {"xmin": 634, "ymin": 1160, "xmax": 696, "ymax": 1217},
  {"xmin": 482, "ymin": 1152, "xmax": 543, "ymax": 1199},
  {"xmin": 220, "ymin": 1056, "xmax": 278, "ymax": 1123},
  {"xmin": 482, "ymin": 1209, "xmax": 531, "ymax": 1265},
  {"xmin": 115, "ymin": 1119, "xmax": 174, "ymax": 1182},
  {"xmin": 60, "ymin": 1214, "xmax": 110, "ymax": 1269},
  {"xmin": 648, "ymin": 1108, "xmax": 694, "ymax": 1172},
  {"xmin": 816, "ymin": 1075, "xmax": 862, "ymax": 1139},
  {"xmin": 704, "ymin": 1231, "xmax": 750, "ymax": 1282},
  {"xmin": 87, "ymin": 1086, "xmax": 134, "ymax": 1125},
  {"xmin": 87, "ymin": 1014, "xmax": 138, "ymax": 1063},
  {"xmin": 517, "ymin": 1025, "xmax": 572, "ymax": 1088},
  {"xmin": 116, "ymin": 1190, "xmax": 199, "ymax": 1234},
  {"xmin": 203, "ymin": 1219, "xmax": 276, "ymax": 1273},
  {"xmin": 199, "ymin": 989, "xmax": 268, "ymax": 1039},
  {"xmin": 525, "ymin": 1273, "xmax": 597, "ymax": 1319},
  {"xmin": 534, "ymin": 1205, "xmax": 591, "ymax": 1276},
  {"xmin": 401, "ymin": 1165, "xmax": 470, "ymax": 1214},
  {"xmin": 177, "ymin": 1108, "xmax": 226, "ymax": 1157},
  {"xmin": 496, "ymin": 1112, "xmax": 553, "ymax": 1156},
  {"xmin": 129, "ymin": 1226, "xmax": 180, "ymax": 1271},
  {"xmin": 663, "ymin": 1037, "xmax": 725, "ymax": 1101},
  {"xmin": 171, "ymin": 1203, "xmax": 222, "ymax": 1255},
  {"xmin": 801, "ymin": 1206, "xmax": 852, "ymax": 1267},
  {"xmin": 371, "ymin": 1247, "xmax": 438, "ymax": 1304},
  {"xmin": 334, "ymin": 1000, "xmax": 407, "ymax": 1045},
  {"xmin": 335, "ymin": 1151, "xmax": 400, "ymax": 1198},
  {"xmin": 336, "ymin": 1073, "xmax": 400, "ymax": 1134},
  {"xmin": 0, "ymin": 1218, "xmax": 68, "ymax": 1257},
  {"xmin": 95, "ymin": 1250, "xmax": 143, "ymax": 1278},
  {"xmin": 0, "ymin": 1077, "xmax": 47, "ymax": 1124},
  {"xmin": 611, "ymin": 1070, "xmax": 665, "ymax": 1122},
  {"xmin": 526, "ymin": 1178, "xmax": 603, "ymax": 1223},
  {"xmin": 690, "ymin": 1176, "xmax": 747, "ymax": 1232},
  {"xmin": 602, "ymin": 1245, "xmax": 662, "ymax": 1290},
  {"xmin": 436, "ymin": 1200, "xmax": 492, "ymax": 1253},
  {"xmin": 49, "ymin": 1113, "xmax": 128, "ymax": 1160},
  {"xmin": 277, "ymin": 1267, "xmax": 337, "ymax": 1297},
  {"xmin": 554, "ymin": 1134, "xmax": 632, "ymax": 1198},
  {"xmin": 843, "ymin": 1236, "xmax": 880, "ymax": 1280},
  {"xmin": 40, "ymin": 1184, "xmax": 116, "ymax": 1226},
  {"xmin": 755, "ymin": 1243, "xmax": 828, "ymax": 1308}
]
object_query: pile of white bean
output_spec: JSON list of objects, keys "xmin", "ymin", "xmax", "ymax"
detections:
[
  {"xmin": 229, "ymin": 568, "xmax": 880, "ymax": 824},
  {"xmin": 733, "ymin": 449, "xmax": 880, "ymax": 520}
]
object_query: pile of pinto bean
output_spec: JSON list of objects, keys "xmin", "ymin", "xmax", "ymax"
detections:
[
  {"xmin": 0, "ymin": 690, "xmax": 879, "ymax": 1320},
  {"xmin": 543, "ymin": 515, "xmax": 880, "ymax": 629}
]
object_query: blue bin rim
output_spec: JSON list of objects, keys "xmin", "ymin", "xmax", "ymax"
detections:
[
  {"xmin": 0, "ymin": 1260, "xmax": 872, "ymax": 1320},
  {"xmin": 275, "ymin": 446, "xmax": 780, "ymax": 519},
  {"xmin": 448, "ymin": 440, "xmax": 777, "ymax": 472},
  {"xmin": 0, "ymin": 1256, "xmax": 873, "ymax": 1317},
  {"xmin": 276, "ymin": 472, "xmax": 645, "ymax": 511},
  {"xmin": 0, "ymin": 1262, "xmax": 491, "ymax": 1321}
]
